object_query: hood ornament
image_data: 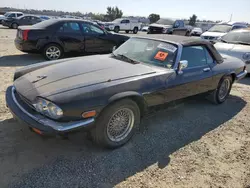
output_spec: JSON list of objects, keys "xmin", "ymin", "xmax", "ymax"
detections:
[{"xmin": 32, "ymin": 75, "xmax": 47, "ymax": 83}]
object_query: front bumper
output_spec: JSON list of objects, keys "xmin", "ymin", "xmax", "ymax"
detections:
[
  {"xmin": 6, "ymin": 86, "xmax": 95, "ymax": 135},
  {"xmin": 235, "ymin": 70, "xmax": 248, "ymax": 81},
  {"xmin": 2, "ymin": 21, "xmax": 11, "ymax": 27}
]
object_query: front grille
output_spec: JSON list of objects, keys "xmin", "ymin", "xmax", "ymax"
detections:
[{"xmin": 149, "ymin": 26, "xmax": 163, "ymax": 33}]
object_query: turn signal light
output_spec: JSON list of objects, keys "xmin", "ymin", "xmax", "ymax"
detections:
[
  {"xmin": 32, "ymin": 128, "xmax": 43, "ymax": 135},
  {"xmin": 82, "ymin": 110, "xmax": 96, "ymax": 118}
]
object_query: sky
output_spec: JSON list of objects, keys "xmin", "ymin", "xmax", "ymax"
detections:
[{"xmin": 1, "ymin": 0, "xmax": 250, "ymax": 22}]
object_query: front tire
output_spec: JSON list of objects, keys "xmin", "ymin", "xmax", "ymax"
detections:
[
  {"xmin": 11, "ymin": 23, "xmax": 18, "ymax": 29},
  {"xmin": 91, "ymin": 99, "xmax": 140, "ymax": 148},
  {"xmin": 43, "ymin": 43, "xmax": 63, "ymax": 60},
  {"xmin": 114, "ymin": 26, "xmax": 120, "ymax": 33},
  {"xmin": 133, "ymin": 27, "xmax": 138, "ymax": 34},
  {"xmin": 209, "ymin": 76, "xmax": 233, "ymax": 104}
]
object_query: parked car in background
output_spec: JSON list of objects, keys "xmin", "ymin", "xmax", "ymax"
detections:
[
  {"xmin": 14, "ymin": 19, "xmax": 129, "ymax": 60},
  {"xmin": 1, "ymin": 12, "xmax": 23, "ymax": 20},
  {"xmin": 214, "ymin": 28, "xmax": 250, "ymax": 72},
  {"xmin": 2, "ymin": 15, "xmax": 42, "ymax": 29},
  {"xmin": 105, "ymin": 18, "xmax": 141, "ymax": 34},
  {"xmin": 147, "ymin": 18, "xmax": 190, "ymax": 36},
  {"xmin": 141, "ymin": 26, "xmax": 149, "ymax": 32},
  {"xmin": 6, "ymin": 35, "xmax": 247, "ymax": 148},
  {"xmin": 190, "ymin": 27, "xmax": 203, "ymax": 36},
  {"xmin": 39, "ymin": 16, "xmax": 51, "ymax": 20},
  {"xmin": 201, "ymin": 21, "xmax": 248, "ymax": 42}
]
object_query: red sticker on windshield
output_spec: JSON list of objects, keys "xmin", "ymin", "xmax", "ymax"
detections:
[{"xmin": 154, "ymin": 51, "xmax": 168, "ymax": 61}]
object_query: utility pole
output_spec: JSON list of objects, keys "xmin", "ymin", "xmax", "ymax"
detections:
[{"xmin": 230, "ymin": 14, "xmax": 233, "ymax": 21}]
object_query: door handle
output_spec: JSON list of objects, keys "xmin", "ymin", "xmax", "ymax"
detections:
[{"xmin": 203, "ymin": 68, "xmax": 211, "ymax": 72}]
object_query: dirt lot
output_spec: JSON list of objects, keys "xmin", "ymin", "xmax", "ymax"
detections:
[{"xmin": 0, "ymin": 25, "xmax": 250, "ymax": 188}]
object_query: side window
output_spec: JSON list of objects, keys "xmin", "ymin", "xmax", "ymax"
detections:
[
  {"xmin": 232, "ymin": 25, "xmax": 246, "ymax": 30},
  {"xmin": 204, "ymin": 48, "xmax": 214, "ymax": 64},
  {"xmin": 181, "ymin": 46, "xmax": 207, "ymax": 68},
  {"xmin": 17, "ymin": 13, "xmax": 23, "ymax": 17},
  {"xmin": 174, "ymin": 21, "xmax": 180, "ymax": 28},
  {"xmin": 126, "ymin": 20, "xmax": 130, "ymax": 23},
  {"xmin": 58, "ymin": 22, "xmax": 81, "ymax": 33},
  {"xmin": 81, "ymin": 23, "xmax": 104, "ymax": 34},
  {"xmin": 121, "ymin": 20, "xmax": 127, "ymax": 24},
  {"xmin": 179, "ymin": 21, "xmax": 184, "ymax": 27},
  {"xmin": 8, "ymin": 13, "xmax": 16, "ymax": 18}
]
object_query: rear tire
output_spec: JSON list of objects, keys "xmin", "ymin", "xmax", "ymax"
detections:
[
  {"xmin": 43, "ymin": 43, "xmax": 63, "ymax": 61},
  {"xmin": 133, "ymin": 27, "xmax": 138, "ymax": 34},
  {"xmin": 11, "ymin": 23, "xmax": 18, "ymax": 29},
  {"xmin": 91, "ymin": 99, "xmax": 140, "ymax": 148},
  {"xmin": 208, "ymin": 76, "xmax": 233, "ymax": 104},
  {"xmin": 114, "ymin": 26, "xmax": 120, "ymax": 33}
]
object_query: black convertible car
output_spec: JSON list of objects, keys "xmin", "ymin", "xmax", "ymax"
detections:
[
  {"xmin": 14, "ymin": 19, "xmax": 129, "ymax": 60},
  {"xmin": 6, "ymin": 35, "xmax": 247, "ymax": 148}
]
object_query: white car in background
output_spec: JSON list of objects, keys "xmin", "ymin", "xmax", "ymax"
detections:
[
  {"xmin": 214, "ymin": 29, "xmax": 250, "ymax": 72},
  {"xmin": 0, "ymin": 12, "xmax": 24, "ymax": 23},
  {"xmin": 201, "ymin": 21, "xmax": 248, "ymax": 42},
  {"xmin": 105, "ymin": 18, "xmax": 141, "ymax": 34},
  {"xmin": 190, "ymin": 27, "xmax": 203, "ymax": 36}
]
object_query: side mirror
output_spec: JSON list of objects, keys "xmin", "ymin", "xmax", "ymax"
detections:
[
  {"xmin": 178, "ymin": 60, "xmax": 188, "ymax": 74},
  {"xmin": 112, "ymin": 46, "xmax": 117, "ymax": 52}
]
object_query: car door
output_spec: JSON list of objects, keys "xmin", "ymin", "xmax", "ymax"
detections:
[
  {"xmin": 21, "ymin": 16, "xmax": 32, "ymax": 25},
  {"xmin": 120, "ymin": 19, "xmax": 130, "ymax": 30},
  {"xmin": 164, "ymin": 45, "xmax": 214, "ymax": 102},
  {"xmin": 30, "ymin": 16, "xmax": 41, "ymax": 25},
  {"xmin": 80, "ymin": 22, "xmax": 115, "ymax": 53},
  {"xmin": 56, "ymin": 22, "xmax": 84, "ymax": 52}
]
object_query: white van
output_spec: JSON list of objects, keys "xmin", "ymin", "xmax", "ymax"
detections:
[{"xmin": 201, "ymin": 21, "xmax": 248, "ymax": 41}]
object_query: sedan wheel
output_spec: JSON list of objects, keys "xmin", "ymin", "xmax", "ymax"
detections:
[
  {"xmin": 91, "ymin": 99, "xmax": 140, "ymax": 148},
  {"xmin": 44, "ymin": 44, "xmax": 63, "ymax": 60},
  {"xmin": 218, "ymin": 78, "xmax": 231, "ymax": 101},
  {"xmin": 106, "ymin": 108, "xmax": 134, "ymax": 142},
  {"xmin": 208, "ymin": 76, "xmax": 232, "ymax": 104},
  {"xmin": 12, "ymin": 23, "xmax": 18, "ymax": 29}
]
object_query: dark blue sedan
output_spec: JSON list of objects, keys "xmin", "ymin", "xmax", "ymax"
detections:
[{"xmin": 6, "ymin": 35, "xmax": 247, "ymax": 148}]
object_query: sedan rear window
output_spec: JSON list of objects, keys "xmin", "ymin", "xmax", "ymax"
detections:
[{"xmin": 113, "ymin": 38, "xmax": 178, "ymax": 68}]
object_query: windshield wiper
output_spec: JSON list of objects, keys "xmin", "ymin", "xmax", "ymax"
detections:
[
  {"xmin": 113, "ymin": 53, "xmax": 140, "ymax": 64},
  {"xmin": 220, "ymin": 39, "xmax": 228, "ymax": 43},
  {"xmin": 234, "ymin": 41, "xmax": 250, "ymax": 45}
]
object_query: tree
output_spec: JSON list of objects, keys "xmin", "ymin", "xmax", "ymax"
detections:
[
  {"xmin": 189, "ymin": 14, "xmax": 197, "ymax": 26},
  {"xmin": 106, "ymin": 6, "xmax": 123, "ymax": 21},
  {"xmin": 148, "ymin": 13, "xmax": 160, "ymax": 23}
]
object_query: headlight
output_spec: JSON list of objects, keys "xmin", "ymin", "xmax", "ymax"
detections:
[
  {"xmin": 243, "ymin": 52, "xmax": 250, "ymax": 61},
  {"xmin": 34, "ymin": 97, "xmax": 63, "ymax": 119}
]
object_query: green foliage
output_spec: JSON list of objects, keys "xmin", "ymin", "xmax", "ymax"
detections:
[
  {"xmin": 189, "ymin": 14, "xmax": 197, "ymax": 26},
  {"xmin": 148, "ymin": 14, "xmax": 160, "ymax": 23},
  {"xmin": 105, "ymin": 6, "xmax": 123, "ymax": 21}
]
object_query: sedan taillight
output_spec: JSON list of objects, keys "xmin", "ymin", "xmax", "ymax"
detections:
[{"xmin": 22, "ymin": 30, "xmax": 30, "ymax": 41}]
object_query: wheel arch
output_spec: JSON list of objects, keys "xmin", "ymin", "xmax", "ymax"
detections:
[{"xmin": 107, "ymin": 91, "xmax": 147, "ymax": 117}]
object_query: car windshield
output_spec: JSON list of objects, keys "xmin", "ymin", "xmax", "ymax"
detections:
[
  {"xmin": 4, "ymin": 13, "xmax": 10, "ymax": 17},
  {"xmin": 221, "ymin": 31, "xmax": 250, "ymax": 44},
  {"xmin": 156, "ymin": 18, "xmax": 174, "ymax": 25},
  {"xmin": 208, "ymin": 24, "xmax": 232, "ymax": 33},
  {"xmin": 113, "ymin": 38, "xmax": 178, "ymax": 68}
]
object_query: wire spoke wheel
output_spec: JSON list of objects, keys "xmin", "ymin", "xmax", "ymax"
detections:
[
  {"xmin": 107, "ymin": 108, "xmax": 135, "ymax": 142},
  {"xmin": 218, "ymin": 78, "xmax": 230, "ymax": 100},
  {"xmin": 45, "ymin": 46, "xmax": 61, "ymax": 60}
]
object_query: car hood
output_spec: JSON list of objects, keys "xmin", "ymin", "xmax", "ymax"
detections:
[
  {"xmin": 149, "ymin": 23, "xmax": 172, "ymax": 28},
  {"xmin": 214, "ymin": 42, "xmax": 250, "ymax": 60},
  {"xmin": 14, "ymin": 55, "xmax": 158, "ymax": 101},
  {"xmin": 0, "ymin": 15, "xmax": 4, "ymax": 19},
  {"xmin": 201, "ymin": 31, "xmax": 226, "ymax": 37}
]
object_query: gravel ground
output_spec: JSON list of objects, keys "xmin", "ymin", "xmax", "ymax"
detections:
[{"xmin": 0, "ymin": 25, "xmax": 250, "ymax": 188}]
